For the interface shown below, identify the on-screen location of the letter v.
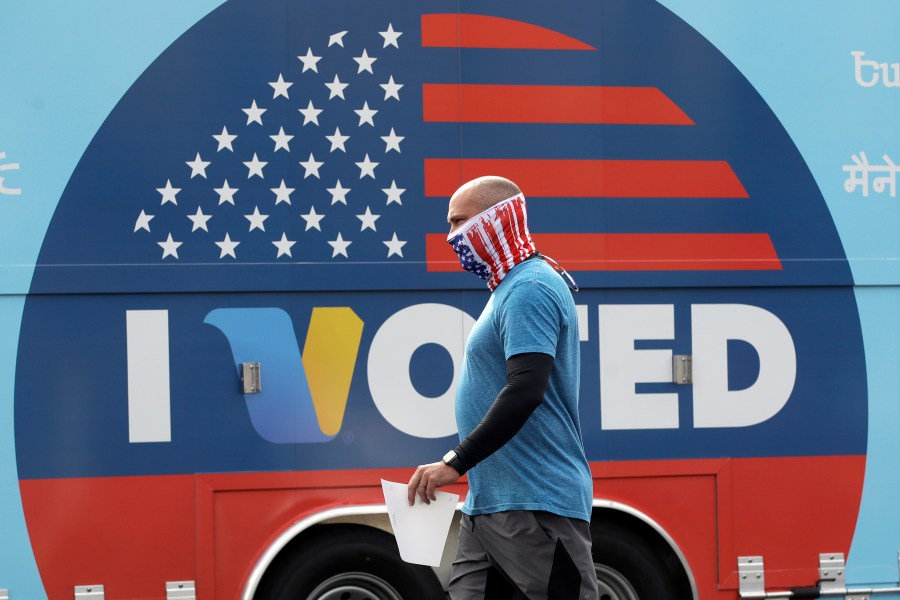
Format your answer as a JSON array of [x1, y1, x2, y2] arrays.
[[204, 307, 362, 443]]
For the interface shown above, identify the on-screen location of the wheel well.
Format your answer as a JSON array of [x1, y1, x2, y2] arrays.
[[591, 507, 695, 600], [247, 507, 695, 599], [260, 522, 393, 588], [253, 522, 445, 599]]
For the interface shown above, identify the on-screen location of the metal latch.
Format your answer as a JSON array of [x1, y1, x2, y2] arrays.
[[673, 355, 692, 384], [74, 585, 104, 600], [738, 556, 766, 597], [241, 362, 261, 394], [166, 581, 196, 600]]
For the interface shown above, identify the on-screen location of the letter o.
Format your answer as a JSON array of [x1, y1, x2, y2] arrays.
[[368, 303, 475, 438]]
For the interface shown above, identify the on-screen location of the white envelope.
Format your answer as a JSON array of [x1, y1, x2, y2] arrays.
[[381, 479, 459, 567]]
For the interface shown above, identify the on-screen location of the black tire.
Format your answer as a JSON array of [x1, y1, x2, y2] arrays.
[[254, 525, 446, 600], [591, 520, 689, 600]]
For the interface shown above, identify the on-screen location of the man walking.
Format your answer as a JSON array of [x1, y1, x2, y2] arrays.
[[407, 176, 598, 599]]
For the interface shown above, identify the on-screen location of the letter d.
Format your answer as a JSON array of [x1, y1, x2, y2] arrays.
[[692, 304, 796, 428]]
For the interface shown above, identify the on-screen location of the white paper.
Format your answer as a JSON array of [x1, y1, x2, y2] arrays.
[[381, 479, 459, 567]]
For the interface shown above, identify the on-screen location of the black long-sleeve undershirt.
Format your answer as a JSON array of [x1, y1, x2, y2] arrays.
[[448, 352, 554, 475]]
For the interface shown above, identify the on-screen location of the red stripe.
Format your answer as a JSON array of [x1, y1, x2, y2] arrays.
[[465, 226, 493, 271], [424, 158, 748, 198], [495, 202, 520, 269], [479, 214, 512, 273], [427, 233, 782, 271], [510, 197, 533, 259], [423, 84, 693, 125], [421, 14, 595, 50]]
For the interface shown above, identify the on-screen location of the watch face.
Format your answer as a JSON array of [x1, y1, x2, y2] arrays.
[[443, 451, 457, 463]]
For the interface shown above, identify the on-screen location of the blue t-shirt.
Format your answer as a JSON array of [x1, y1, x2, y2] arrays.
[[456, 258, 593, 521]]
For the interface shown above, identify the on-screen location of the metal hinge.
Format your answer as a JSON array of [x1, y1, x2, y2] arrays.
[[673, 355, 692, 384], [74, 585, 104, 600], [166, 581, 196, 600], [737, 556, 766, 598], [241, 362, 261, 394], [819, 553, 847, 594]]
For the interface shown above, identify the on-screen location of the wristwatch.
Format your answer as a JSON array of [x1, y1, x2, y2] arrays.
[[443, 449, 467, 475], [442, 450, 458, 465]]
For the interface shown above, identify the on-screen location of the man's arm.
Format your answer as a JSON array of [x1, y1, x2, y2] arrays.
[[407, 352, 553, 505], [450, 351, 553, 473]]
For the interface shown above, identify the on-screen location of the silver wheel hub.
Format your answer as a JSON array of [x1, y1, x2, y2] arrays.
[[305, 572, 403, 600], [596, 564, 640, 600]]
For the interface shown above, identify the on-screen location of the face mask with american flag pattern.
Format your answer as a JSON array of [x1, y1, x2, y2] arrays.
[[446, 193, 537, 290]]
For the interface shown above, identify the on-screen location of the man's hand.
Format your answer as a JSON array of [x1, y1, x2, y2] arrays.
[[407, 461, 460, 506]]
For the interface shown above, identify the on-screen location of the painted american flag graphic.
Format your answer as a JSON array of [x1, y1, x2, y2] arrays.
[[34, 0, 853, 294], [133, 12, 779, 272]]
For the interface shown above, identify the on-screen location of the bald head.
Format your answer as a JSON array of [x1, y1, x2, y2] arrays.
[[447, 176, 522, 235], [456, 176, 522, 212]]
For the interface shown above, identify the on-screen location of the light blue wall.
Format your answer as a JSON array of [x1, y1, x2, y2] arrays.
[[852, 287, 900, 586]]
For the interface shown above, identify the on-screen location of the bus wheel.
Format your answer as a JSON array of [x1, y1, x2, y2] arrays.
[[591, 520, 686, 600], [595, 564, 640, 600], [254, 525, 445, 600]]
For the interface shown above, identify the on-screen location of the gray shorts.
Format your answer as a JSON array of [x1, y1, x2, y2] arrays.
[[449, 511, 599, 600]]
